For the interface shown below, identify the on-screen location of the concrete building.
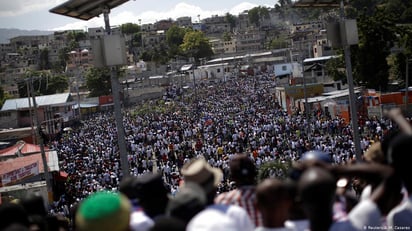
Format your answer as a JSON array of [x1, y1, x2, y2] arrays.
[[0, 93, 76, 130]]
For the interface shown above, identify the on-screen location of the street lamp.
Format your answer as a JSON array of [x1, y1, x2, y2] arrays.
[[50, 0, 130, 177]]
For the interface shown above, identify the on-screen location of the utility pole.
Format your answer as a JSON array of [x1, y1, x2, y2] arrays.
[[339, 0, 362, 161], [26, 80, 36, 144], [103, 8, 130, 178], [29, 76, 52, 201], [50, 0, 131, 177]]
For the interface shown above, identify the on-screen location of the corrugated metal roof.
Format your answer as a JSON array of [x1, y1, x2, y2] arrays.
[[303, 55, 340, 64], [0, 151, 59, 175], [1, 93, 72, 111], [0, 141, 59, 175], [0, 141, 48, 157], [254, 56, 284, 63]]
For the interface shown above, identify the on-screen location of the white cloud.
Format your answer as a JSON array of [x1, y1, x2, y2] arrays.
[[50, 1, 265, 31], [229, 2, 263, 15], [0, 0, 64, 17]]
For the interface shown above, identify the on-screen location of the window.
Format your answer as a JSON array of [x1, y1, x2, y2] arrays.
[[0, 111, 11, 117]]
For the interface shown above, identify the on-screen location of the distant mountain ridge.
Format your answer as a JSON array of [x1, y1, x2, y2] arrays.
[[0, 28, 53, 44]]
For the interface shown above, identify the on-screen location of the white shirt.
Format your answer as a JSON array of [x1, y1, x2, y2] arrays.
[[129, 209, 154, 231], [187, 204, 254, 231], [284, 219, 310, 231]]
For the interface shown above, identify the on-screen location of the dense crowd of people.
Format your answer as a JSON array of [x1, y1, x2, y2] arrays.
[[1, 74, 410, 231]]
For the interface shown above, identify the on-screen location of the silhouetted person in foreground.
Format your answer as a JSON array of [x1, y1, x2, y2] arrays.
[[298, 166, 336, 231], [255, 178, 294, 231]]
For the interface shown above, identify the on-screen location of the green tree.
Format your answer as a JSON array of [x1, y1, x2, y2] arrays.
[[180, 31, 214, 63], [67, 30, 87, 42], [166, 25, 188, 58], [18, 71, 69, 97], [257, 160, 292, 182], [0, 86, 8, 108], [85, 67, 112, 97], [222, 32, 232, 42], [120, 23, 140, 34], [225, 13, 237, 31], [120, 23, 142, 62], [269, 34, 289, 49], [46, 74, 69, 94], [325, 53, 347, 84], [352, 6, 397, 90], [66, 30, 86, 51], [39, 48, 50, 70], [52, 47, 71, 73], [248, 6, 270, 27], [391, 24, 412, 86], [132, 32, 143, 48]]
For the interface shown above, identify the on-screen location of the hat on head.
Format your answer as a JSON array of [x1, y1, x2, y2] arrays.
[[75, 191, 131, 231], [181, 157, 223, 193], [363, 142, 385, 163]]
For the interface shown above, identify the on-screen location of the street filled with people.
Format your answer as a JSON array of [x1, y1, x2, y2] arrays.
[[1, 74, 411, 231]]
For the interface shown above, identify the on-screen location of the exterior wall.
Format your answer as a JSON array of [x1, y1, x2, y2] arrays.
[[0, 111, 18, 128], [1, 104, 75, 130], [198, 64, 227, 80], [380, 92, 405, 105], [154, 19, 174, 31], [88, 27, 105, 39], [176, 16, 192, 28], [223, 40, 237, 54], [274, 63, 293, 77], [234, 30, 263, 52]]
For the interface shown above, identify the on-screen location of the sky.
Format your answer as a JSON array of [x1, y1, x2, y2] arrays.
[[0, 0, 279, 31]]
